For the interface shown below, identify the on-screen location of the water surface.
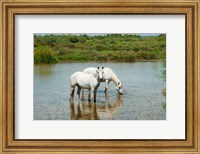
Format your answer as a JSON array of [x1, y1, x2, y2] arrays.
[[34, 62, 166, 120]]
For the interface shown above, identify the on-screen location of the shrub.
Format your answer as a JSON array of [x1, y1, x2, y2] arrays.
[[34, 34, 166, 62], [69, 35, 79, 43], [34, 45, 58, 64], [94, 44, 106, 51]]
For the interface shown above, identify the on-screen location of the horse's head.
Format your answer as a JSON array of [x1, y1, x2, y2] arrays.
[[116, 82, 123, 94], [96, 67, 104, 80]]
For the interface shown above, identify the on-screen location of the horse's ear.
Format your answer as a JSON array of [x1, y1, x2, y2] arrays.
[[102, 67, 104, 69]]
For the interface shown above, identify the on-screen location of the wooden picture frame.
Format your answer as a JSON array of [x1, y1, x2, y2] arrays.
[[0, 0, 199, 153]]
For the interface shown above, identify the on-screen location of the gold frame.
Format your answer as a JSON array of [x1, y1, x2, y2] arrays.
[[0, 0, 199, 153]]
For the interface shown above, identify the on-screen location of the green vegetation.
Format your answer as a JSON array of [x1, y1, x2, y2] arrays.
[[34, 45, 58, 64], [34, 34, 166, 64]]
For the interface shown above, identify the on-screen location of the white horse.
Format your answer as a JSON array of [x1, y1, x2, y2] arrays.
[[83, 67, 123, 94], [70, 68, 104, 102]]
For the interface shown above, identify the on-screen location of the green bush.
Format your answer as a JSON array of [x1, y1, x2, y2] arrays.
[[34, 45, 58, 64], [69, 35, 79, 43], [34, 34, 166, 62]]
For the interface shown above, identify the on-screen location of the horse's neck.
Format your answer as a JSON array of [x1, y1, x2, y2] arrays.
[[94, 75, 101, 83], [111, 73, 120, 86], [90, 73, 98, 79]]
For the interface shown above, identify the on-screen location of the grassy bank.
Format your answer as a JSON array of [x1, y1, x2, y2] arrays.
[[34, 34, 166, 64]]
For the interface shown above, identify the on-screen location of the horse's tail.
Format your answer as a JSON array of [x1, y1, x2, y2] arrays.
[[70, 75, 75, 87], [70, 75, 76, 97]]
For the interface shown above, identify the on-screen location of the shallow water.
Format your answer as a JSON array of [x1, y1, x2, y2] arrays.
[[34, 62, 166, 120]]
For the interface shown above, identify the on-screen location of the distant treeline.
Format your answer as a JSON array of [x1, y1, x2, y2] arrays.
[[34, 34, 166, 64]]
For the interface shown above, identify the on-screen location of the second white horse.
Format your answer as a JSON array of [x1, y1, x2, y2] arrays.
[[83, 67, 123, 94]]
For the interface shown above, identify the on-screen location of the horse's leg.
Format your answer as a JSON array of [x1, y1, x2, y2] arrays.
[[81, 88, 85, 100], [94, 81, 100, 102], [94, 89, 97, 103], [88, 89, 91, 101], [70, 85, 75, 98], [104, 79, 109, 93], [77, 85, 81, 100], [96, 81, 100, 89], [93, 87, 97, 103], [82, 88, 84, 95], [90, 87, 95, 102]]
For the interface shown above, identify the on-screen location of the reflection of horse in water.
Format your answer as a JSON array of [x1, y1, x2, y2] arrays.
[[69, 93, 123, 120]]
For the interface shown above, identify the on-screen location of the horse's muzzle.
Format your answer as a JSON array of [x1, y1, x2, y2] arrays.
[[118, 89, 123, 95]]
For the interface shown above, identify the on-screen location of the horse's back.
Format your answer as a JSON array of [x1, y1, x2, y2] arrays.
[[103, 67, 114, 79], [70, 71, 97, 88], [70, 71, 82, 86], [71, 71, 92, 80], [82, 67, 97, 75], [70, 71, 83, 79], [77, 74, 97, 89], [104, 67, 113, 72]]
